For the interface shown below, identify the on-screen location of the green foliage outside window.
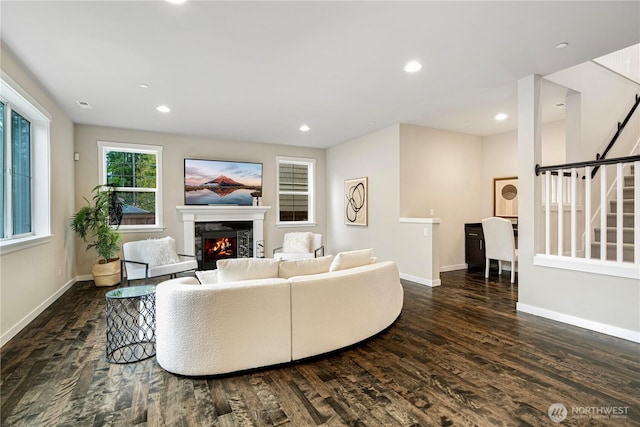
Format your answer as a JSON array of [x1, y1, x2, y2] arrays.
[[105, 151, 156, 214]]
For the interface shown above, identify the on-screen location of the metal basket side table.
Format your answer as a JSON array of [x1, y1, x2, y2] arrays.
[[105, 285, 156, 363]]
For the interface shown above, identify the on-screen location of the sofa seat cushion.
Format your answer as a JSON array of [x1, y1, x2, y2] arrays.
[[278, 255, 333, 279], [216, 258, 280, 283]]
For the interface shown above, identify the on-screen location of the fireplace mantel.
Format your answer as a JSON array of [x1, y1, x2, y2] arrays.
[[176, 205, 271, 256]]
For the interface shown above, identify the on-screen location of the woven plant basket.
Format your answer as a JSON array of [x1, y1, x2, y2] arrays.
[[92, 258, 121, 287]]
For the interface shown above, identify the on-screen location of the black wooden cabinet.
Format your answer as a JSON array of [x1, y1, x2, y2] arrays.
[[465, 222, 518, 272], [465, 223, 485, 271]]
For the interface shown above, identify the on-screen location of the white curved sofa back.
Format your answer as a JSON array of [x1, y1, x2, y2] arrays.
[[156, 261, 403, 376], [290, 261, 403, 360], [156, 277, 292, 376]]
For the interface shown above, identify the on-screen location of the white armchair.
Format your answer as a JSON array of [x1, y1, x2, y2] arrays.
[[122, 236, 198, 285], [273, 232, 324, 260], [481, 217, 518, 283]]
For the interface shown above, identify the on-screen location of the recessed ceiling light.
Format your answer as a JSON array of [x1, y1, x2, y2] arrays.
[[495, 113, 508, 121], [299, 124, 310, 132], [555, 42, 569, 49], [404, 61, 422, 73], [166, 0, 187, 4], [77, 100, 92, 109], [553, 102, 566, 109], [156, 105, 171, 113], [139, 84, 149, 89]]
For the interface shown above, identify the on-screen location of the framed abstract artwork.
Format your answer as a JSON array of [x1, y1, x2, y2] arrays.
[[493, 176, 518, 218], [344, 177, 368, 226]]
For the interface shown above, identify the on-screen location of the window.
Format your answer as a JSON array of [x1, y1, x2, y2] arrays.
[[98, 141, 163, 231], [276, 156, 316, 225], [0, 77, 51, 253]]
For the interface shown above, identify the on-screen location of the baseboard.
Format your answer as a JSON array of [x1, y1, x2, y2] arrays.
[[76, 274, 93, 282], [440, 264, 467, 272], [1, 277, 77, 347], [516, 302, 640, 343], [400, 272, 441, 287]]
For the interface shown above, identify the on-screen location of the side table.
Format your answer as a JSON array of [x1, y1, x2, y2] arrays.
[[105, 285, 156, 363]]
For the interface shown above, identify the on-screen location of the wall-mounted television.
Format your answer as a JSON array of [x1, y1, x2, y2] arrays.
[[184, 159, 263, 206]]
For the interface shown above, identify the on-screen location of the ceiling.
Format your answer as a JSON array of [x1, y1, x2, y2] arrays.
[[2, 1, 639, 148]]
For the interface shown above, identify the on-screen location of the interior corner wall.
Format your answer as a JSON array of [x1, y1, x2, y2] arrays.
[[398, 124, 482, 270], [73, 125, 326, 277], [326, 125, 418, 271], [0, 45, 76, 346], [545, 61, 640, 160], [481, 120, 566, 218], [517, 74, 640, 341]]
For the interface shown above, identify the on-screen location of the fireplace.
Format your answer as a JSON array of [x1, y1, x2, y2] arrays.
[[176, 205, 271, 267], [202, 231, 238, 270], [199, 225, 253, 270]]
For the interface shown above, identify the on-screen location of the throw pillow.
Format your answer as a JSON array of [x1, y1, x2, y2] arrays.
[[139, 237, 181, 268], [329, 249, 373, 272], [217, 258, 280, 283], [282, 232, 313, 254], [278, 255, 334, 279], [195, 270, 218, 284]]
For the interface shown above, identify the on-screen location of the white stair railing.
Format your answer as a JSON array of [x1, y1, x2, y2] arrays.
[[535, 155, 640, 279]]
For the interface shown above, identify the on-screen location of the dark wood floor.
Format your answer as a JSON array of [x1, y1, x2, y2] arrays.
[[2, 270, 639, 426]]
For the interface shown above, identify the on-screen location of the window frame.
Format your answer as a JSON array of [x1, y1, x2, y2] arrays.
[[97, 141, 164, 233], [276, 156, 316, 227], [0, 75, 51, 255]]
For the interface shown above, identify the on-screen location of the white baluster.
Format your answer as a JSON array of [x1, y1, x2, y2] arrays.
[[545, 171, 551, 255], [600, 165, 607, 260], [571, 168, 577, 258], [635, 161, 640, 265], [558, 169, 563, 256], [585, 166, 591, 260], [617, 163, 623, 263]]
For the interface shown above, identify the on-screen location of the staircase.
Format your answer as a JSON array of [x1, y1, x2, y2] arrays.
[[592, 165, 635, 261]]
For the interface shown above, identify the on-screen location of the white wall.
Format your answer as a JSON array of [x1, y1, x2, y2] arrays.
[[325, 124, 437, 283], [74, 125, 326, 276], [481, 120, 566, 218], [0, 46, 76, 345], [546, 61, 640, 161], [399, 124, 482, 270], [326, 125, 400, 258], [518, 75, 639, 342]]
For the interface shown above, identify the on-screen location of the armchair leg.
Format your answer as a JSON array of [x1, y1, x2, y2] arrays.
[[484, 258, 489, 278]]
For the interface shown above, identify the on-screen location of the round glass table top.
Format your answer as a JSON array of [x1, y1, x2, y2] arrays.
[[106, 285, 156, 299]]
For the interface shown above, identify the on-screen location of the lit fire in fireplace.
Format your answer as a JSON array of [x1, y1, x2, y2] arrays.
[[204, 236, 237, 265], [212, 238, 232, 254]]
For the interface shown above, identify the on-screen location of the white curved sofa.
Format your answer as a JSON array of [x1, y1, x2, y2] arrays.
[[156, 257, 403, 376]]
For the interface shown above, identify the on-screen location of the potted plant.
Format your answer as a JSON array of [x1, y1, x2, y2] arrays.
[[70, 184, 124, 287]]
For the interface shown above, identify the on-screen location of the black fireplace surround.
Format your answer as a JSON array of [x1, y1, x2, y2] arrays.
[[195, 221, 253, 270]]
